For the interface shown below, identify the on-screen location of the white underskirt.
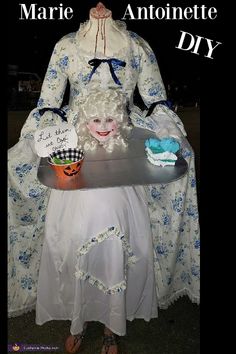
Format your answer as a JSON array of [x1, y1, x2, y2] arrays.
[[36, 185, 158, 336]]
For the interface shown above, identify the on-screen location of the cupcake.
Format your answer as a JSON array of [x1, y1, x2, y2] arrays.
[[145, 137, 180, 167]]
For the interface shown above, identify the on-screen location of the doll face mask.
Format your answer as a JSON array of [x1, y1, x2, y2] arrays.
[[87, 117, 118, 142]]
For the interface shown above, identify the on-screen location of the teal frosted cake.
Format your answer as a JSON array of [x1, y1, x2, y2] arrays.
[[145, 137, 180, 167]]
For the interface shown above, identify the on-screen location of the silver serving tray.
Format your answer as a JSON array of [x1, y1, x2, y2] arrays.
[[37, 128, 188, 190]]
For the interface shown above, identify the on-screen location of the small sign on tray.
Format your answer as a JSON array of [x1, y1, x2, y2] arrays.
[[34, 123, 78, 157]]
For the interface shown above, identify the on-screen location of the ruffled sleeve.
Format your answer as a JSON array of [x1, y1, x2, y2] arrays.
[[130, 33, 187, 139]]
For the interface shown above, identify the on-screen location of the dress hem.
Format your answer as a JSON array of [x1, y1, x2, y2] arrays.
[[8, 290, 199, 318], [158, 288, 200, 309], [8, 303, 36, 318], [36, 314, 159, 336]]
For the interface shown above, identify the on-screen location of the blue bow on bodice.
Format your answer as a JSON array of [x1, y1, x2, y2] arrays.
[[88, 58, 126, 86]]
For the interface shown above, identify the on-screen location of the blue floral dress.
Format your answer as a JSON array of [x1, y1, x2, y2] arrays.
[[8, 20, 200, 318]]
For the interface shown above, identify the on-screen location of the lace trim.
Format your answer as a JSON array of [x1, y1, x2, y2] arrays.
[[7, 288, 199, 317], [75, 269, 126, 295], [77, 226, 137, 265], [8, 302, 36, 318], [157, 288, 200, 309], [75, 226, 137, 294], [76, 46, 129, 61], [155, 105, 187, 136]]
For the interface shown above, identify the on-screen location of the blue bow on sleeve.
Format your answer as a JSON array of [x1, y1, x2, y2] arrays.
[[39, 107, 67, 122]]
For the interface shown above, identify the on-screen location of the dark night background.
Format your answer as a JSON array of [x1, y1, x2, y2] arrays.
[[5, 1, 229, 352], [7, 0, 223, 103]]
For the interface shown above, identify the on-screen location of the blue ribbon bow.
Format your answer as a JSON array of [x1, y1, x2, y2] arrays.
[[39, 107, 67, 122], [88, 58, 126, 86], [146, 100, 173, 117]]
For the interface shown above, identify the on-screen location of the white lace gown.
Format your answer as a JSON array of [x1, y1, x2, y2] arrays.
[[36, 186, 158, 335]]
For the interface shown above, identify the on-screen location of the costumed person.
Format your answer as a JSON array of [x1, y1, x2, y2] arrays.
[[36, 89, 158, 354], [8, 0, 199, 340]]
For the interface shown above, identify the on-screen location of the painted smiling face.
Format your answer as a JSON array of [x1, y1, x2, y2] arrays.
[[87, 117, 118, 142]]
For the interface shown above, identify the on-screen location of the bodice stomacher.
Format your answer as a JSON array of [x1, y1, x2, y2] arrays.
[[72, 20, 137, 88], [87, 58, 126, 86]]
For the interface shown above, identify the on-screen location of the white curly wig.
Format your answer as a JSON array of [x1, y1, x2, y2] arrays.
[[75, 89, 132, 152]]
